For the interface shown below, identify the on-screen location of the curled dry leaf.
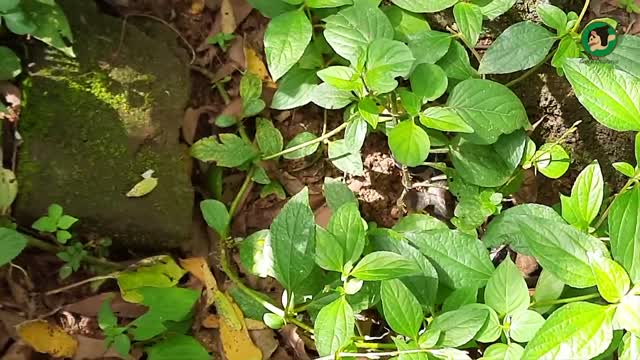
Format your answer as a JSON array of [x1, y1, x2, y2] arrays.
[[17, 320, 78, 358], [280, 324, 311, 360], [63, 292, 146, 319], [180, 257, 219, 306], [72, 335, 139, 360], [249, 329, 279, 360]]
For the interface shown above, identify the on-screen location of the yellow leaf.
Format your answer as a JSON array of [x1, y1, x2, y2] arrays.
[[221, 0, 236, 34], [191, 0, 205, 14], [219, 297, 262, 360], [126, 176, 158, 198], [117, 256, 186, 303], [180, 257, 219, 306], [244, 45, 276, 88], [18, 320, 78, 358], [202, 314, 266, 330]]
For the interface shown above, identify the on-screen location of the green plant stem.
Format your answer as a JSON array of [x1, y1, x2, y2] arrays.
[[229, 166, 256, 219], [45, 274, 118, 295], [215, 82, 231, 105], [593, 177, 636, 230], [25, 235, 125, 270], [288, 316, 314, 332], [429, 148, 449, 154], [354, 342, 397, 350], [263, 122, 349, 160], [572, 0, 591, 33], [506, 49, 556, 88], [530, 292, 601, 308]]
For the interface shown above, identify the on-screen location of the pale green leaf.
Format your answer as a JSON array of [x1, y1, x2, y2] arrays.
[[466, 304, 501, 343], [329, 202, 365, 265], [619, 332, 640, 359], [388, 120, 430, 167], [256, 118, 284, 157], [264, 10, 312, 81], [314, 296, 354, 356], [382, 5, 430, 43], [191, 134, 258, 167], [610, 34, 640, 79], [306, 0, 352, 8], [0, 228, 27, 266], [200, 199, 229, 238], [609, 186, 640, 283], [420, 106, 472, 133], [344, 115, 368, 152], [431, 305, 489, 347], [398, 88, 421, 117], [323, 177, 357, 211], [271, 66, 319, 110], [533, 270, 564, 314], [551, 36, 581, 69], [560, 162, 603, 229], [482, 343, 524, 360], [485, 257, 529, 317], [146, 335, 210, 360], [436, 40, 478, 81], [410, 64, 448, 102], [590, 251, 630, 304], [126, 177, 158, 198], [472, 0, 517, 20], [392, 214, 447, 233], [316, 66, 360, 91], [351, 251, 421, 281], [613, 162, 636, 178], [453, 2, 483, 47], [391, 0, 458, 13], [315, 226, 344, 272], [613, 295, 640, 336], [311, 83, 355, 109], [247, 0, 296, 18], [283, 132, 319, 159], [536, 4, 567, 31], [328, 140, 364, 176], [239, 230, 274, 278], [442, 287, 477, 312], [509, 309, 545, 343], [381, 279, 423, 337], [409, 31, 452, 65], [533, 143, 570, 179], [364, 39, 414, 94]]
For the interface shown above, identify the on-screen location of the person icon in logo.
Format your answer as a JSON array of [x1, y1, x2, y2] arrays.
[[582, 20, 618, 57]]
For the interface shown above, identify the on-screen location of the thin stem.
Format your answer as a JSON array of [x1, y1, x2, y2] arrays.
[[215, 82, 231, 105], [506, 49, 556, 88], [263, 122, 349, 160], [572, 0, 591, 33], [354, 342, 397, 350], [45, 274, 118, 295], [316, 349, 436, 360], [25, 235, 125, 270], [229, 166, 256, 219], [530, 292, 601, 308], [429, 148, 449, 154], [288, 316, 313, 333], [593, 178, 636, 230]]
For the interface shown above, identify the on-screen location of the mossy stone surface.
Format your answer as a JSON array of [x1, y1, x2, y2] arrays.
[[15, 0, 193, 250]]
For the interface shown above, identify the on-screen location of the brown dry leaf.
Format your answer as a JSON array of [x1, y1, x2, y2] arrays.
[[182, 106, 216, 145], [219, 299, 262, 360], [17, 320, 78, 358], [202, 314, 266, 330], [244, 45, 276, 88], [221, 0, 236, 33], [180, 257, 219, 306], [280, 325, 310, 360], [249, 329, 279, 360], [63, 292, 146, 319], [73, 335, 126, 360], [2, 341, 34, 360], [314, 204, 332, 228]]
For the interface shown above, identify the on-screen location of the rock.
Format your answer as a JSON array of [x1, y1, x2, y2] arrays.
[[15, 0, 193, 250]]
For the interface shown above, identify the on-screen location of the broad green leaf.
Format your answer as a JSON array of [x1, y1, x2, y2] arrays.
[[329, 202, 365, 265], [465, 303, 501, 343], [317, 66, 360, 91], [410, 64, 448, 102], [130, 287, 200, 340], [609, 186, 640, 283], [116, 256, 186, 303], [453, 2, 483, 47], [200, 199, 229, 238], [256, 118, 283, 157], [306, 0, 352, 8], [636, 133, 640, 169], [0, 0, 19, 12], [442, 287, 477, 312], [314, 296, 354, 356], [263, 313, 285, 329], [247, 0, 296, 18], [146, 335, 210, 360], [399, 88, 421, 117], [270, 188, 316, 291], [264, 10, 312, 81], [381, 279, 423, 337], [420, 107, 472, 133], [522, 302, 615, 359], [447, 79, 528, 144], [533, 270, 564, 314], [450, 131, 527, 187], [350, 251, 421, 280], [57, 215, 78, 230], [610, 35, 640, 79], [112, 334, 130, 358], [536, 4, 567, 32], [328, 140, 364, 176], [283, 132, 319, 159], [391, 0, 458, 13], [4, 10, 37, 36], [0, 46, 21, 80], [240, 73, 262, 102], [0, 228, 27, 267], [311, 83, 355, 109], [271, 67, 319, 110], [239, 229, 274, 278], [409, 31, 452, 65], [191, 134, 258, 167], [613, 162, 636, 177], [483, 204, 609, 288], [229, 286, 269, 320], [509, 309, 545, 342], [614, 295, 640, 336], [436, 40, 478, 82], [392, 213, 447, 233], [479, 22, 556, 74], [393, 338, 429, 360], [472, 0, 517, 20], [315, 226, 344, 272], [404, 230, 494, 289], [382, 5, 430, 43], [533, 143, 570, 179], [482, 343, 524, 360], [551, 36, 581, 69], [369, 228, 439, 308], [364, 39, 414, 94], [560, 162, 603, 230], [323, 2, 393, 65], [344, 116, 368, 152], [590, 253, 631, 303], [358, 97, 381, 127], [22, 0, 74, 57], [431, 305, 489, 347], [485, 257, 529, 317], [98, 297, 118, 330], [619, 332, 640, 359], [323, 177, 357, 211], [563, 59, 640, 131], [388, 120, 430, 167]]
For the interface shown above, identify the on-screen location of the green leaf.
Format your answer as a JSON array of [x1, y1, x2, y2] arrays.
[[431, 305, 489, 347], [408, 31, 452, 65], [364, 39, 414, 94], [256, 118, 283, 157], [560, 162, 603, 230], [450, 131, 526, 187], [472, 0, 517, 20], [381, 279, 423, 337], [265, 10, 312, 81], [0, 46, 21, 80], [263, 313, 285, 329], [306, 0, 352, 8], [562, 59, 640, 131], [323, 2, 393, 65], [436, 40, 478, 82], [590, 252, 630, 303], [442, 287, 477, 312], [271, 66, 319, 110], [453, 2, 483, 47], [116, 256, 186, 303], [410, 64, 448, 102], [57, 215, 78, 230], [0, 168, 14, 215], [382, 5, 430, 43], [215, 114, 236, 128], [200, 199, 229, 238], [49, 204, 63, 220], [240, 72, 262, 102], [21, 0, 74, 57], [344, 116, 368, 152], [608, 187, 640, 283], [447, 79, 528, 144], [283, 132, 319, 159], [485, 257, 529, 317], [314, 296, 354, 356], [551, 36, 581, 69], [533, 269, 564, 314], [482, 343, 525, 360], [270, 188, 316, 291], [311, 83, 355, 109], [404, 229, 494, 289], [388, 120, 430, 167], [315, 226, 344, 272], [483, 204, 609, 288], [619, 332, 640, 360], [0, 0, 19, 12], [358, 97, 380, 127], [113, 334, 131, 358], [239, 229, 274, 278], [328, 140, 364, 176], [130, 287, 201, 340], [392, 213, 447, 233], [56, 230, 72, 244], [522, 302, 615, 359], [32, 216, 57, 233], [509, 309, 545, 342], [610, 35, 640, 79], [191, 134, 258, 167], [614, 295, 640, 336], [534, 143, 570, 179], [536, 4, 567, 32], [323, 177, 357, 212], [393, 338, 429, 360], [98, 297, 118, 330], [390, 0, 458, 13], [329, 202, 365, 265], [466, 303, 501, 343], [420, 106, 472, 133], [146, 335, 210, 360], [252, 166, 271, 185], [317, 66, 360, 91], [613, 162, 636, 178], [398, 89, 421, 117], [479, 21, 556, 74], [228, 285, 269, 320], [247, 0, 296, 18], [350, 251, 421, 280], [243, 98, 266, 118]]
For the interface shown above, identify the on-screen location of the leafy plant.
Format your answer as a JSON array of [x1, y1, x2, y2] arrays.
[[207, 32, 236, 52]]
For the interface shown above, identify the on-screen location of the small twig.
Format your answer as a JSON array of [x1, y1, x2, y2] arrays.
[[45, 274, 118, 296], [118, 13, 196, 64], [24, 234, 125, 270], [263, 122, 349, 160], [572, 0, 591, 33], [229, 166, 256, 218]]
